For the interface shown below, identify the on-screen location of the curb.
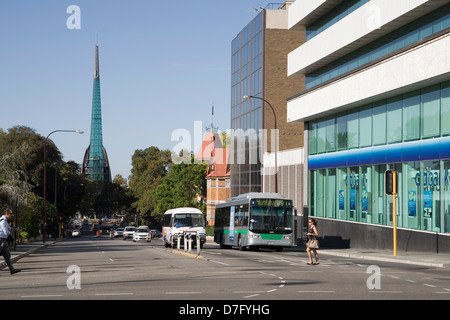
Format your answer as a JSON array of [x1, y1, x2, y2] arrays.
[[171, 249, 204, 260], [319, 249, 450, 269]]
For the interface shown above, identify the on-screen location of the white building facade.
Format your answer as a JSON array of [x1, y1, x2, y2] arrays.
[[287, 0, 450, 252]]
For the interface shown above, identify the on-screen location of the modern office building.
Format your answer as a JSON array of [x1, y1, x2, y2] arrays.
[[287, 0, 450, 252], [82, 44, 112, 183], [230, 2, 305, 211]]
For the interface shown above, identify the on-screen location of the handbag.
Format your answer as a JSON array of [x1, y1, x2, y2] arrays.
[[307, 239, 319, 249]]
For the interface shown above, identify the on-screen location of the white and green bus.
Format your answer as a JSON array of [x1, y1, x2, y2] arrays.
[[214, 193, 293, 252]]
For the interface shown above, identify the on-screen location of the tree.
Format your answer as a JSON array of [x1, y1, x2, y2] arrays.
[[152, 154, 207, 221], [0, 142, 33, 209], [128, 147, 172, 218], [0, 126, 62, 195], [0, 126, 90, 238]]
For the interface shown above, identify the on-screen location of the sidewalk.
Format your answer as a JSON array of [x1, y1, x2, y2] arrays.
[[287, 245, 450, 269], [0, 240, 52, 270], [319, 248, 450, 269]]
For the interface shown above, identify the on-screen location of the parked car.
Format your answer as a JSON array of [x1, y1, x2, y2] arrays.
[[113, 227, 124, 238], [122, 226, 136, 240], [133, 227, 151, 242], [150, 229, 161, 239]]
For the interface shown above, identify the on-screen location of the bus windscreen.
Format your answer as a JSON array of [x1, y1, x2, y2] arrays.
[[249, 199, 293, 234], [173, 213, 204, 228]]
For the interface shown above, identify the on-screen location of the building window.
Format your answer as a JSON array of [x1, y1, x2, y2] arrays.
[[307, 81, 450, 235]]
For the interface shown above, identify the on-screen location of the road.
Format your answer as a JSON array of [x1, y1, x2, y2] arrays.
[[1, 233, 449, 304]]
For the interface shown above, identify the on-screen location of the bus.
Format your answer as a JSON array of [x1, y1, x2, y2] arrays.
[[162, 207, 206, 248], [214, 193, 293, 252]]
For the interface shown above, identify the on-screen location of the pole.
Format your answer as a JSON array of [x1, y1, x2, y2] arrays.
[[42, 130, 83, 243], [244, 96, 278, 193], [393, 171, 397, 257]]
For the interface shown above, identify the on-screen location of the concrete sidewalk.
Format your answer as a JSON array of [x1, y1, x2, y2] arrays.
[[317, 248, 450, 269], [287, 245, 450, 269], [0, 240, 52, 270]]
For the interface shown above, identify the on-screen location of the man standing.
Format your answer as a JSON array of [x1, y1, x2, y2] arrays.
[[0, 208, 21, 275]]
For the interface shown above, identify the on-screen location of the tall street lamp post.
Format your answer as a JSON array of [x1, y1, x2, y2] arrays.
[[43, 130, 83, 243], [243, 95, 278, 193]]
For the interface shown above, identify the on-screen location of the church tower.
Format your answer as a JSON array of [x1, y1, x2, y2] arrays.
[[82, 44, 112, 182]]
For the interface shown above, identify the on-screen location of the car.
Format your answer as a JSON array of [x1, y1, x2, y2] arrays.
[[72, 228, 81, 237], [113, 227, 124, 238], [122, 226, 136, 240], [150, 229, 161, 239], [133, 227, 151, 242]]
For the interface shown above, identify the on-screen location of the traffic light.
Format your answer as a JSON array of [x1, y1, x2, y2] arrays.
[[385, 170, 397, 195], [99, 219, 102, 225]]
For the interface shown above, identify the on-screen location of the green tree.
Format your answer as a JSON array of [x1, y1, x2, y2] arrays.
[[0, 126, 62, 194], [152, 154, 207, 221], [128, 147, 172, 218], [0, 126, 90, 237]]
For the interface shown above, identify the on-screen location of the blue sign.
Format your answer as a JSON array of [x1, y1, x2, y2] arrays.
[[408, 191, 416, 217], [423, 190, 433, 218], [339, 190, 345, 210]]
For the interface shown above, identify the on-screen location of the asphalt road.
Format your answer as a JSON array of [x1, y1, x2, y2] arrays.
[[1, 233, 449, 304]]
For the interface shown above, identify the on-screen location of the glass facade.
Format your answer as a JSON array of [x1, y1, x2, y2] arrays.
[[306, 3, 450, 89], [306, 0, 370, 41], [308, 81, 450, 234], [230, 12, 264, 196]]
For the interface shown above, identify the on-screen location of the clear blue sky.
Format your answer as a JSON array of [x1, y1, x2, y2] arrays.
[[0, 0, 275, 180]]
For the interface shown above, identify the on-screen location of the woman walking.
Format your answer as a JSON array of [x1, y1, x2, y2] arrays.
[[306, 218, 319, 265]]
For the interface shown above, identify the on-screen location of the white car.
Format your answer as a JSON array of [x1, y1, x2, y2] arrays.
[[72, 228, 81, 237], [133, 227, 151, 242], [122, 226, 136, 240], [113, 228, 124, 238]]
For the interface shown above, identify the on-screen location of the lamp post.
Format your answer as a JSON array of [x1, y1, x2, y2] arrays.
[[43, 130, 84, 243], [243, 95, 278, 193]]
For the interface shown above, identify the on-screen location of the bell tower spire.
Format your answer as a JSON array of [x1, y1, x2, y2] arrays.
[[82, 42, 112, 183]]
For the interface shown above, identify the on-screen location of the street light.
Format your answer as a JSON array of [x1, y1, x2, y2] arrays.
[[43, 130, 84, 243], [243, 95, 278, 193]]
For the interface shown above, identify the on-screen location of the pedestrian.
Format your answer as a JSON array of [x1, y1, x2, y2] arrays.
[[306, 218, 319, 265], [0, 208, 21, 274], [7, 232, 14, 250]]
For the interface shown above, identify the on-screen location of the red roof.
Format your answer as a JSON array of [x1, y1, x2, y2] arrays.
[[195, 132, 222, 161], [194, 131, 229, 178], [207, 148, 230, 178]]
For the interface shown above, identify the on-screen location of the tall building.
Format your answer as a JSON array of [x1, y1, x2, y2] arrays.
[[82, 44, 112, 183], [230, 2, 305, 211], [287, 0, 450, 252]]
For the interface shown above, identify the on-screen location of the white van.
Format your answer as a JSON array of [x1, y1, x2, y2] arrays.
[[162, 207, 206, 248]]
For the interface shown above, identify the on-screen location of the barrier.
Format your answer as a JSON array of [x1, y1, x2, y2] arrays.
[[176, 231, 201, 256]]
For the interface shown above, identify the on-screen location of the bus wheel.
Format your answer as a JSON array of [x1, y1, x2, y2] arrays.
[[238, 235, 246, 251]]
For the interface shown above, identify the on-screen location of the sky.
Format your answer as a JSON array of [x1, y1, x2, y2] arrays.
[[0, 0, 276, 180]]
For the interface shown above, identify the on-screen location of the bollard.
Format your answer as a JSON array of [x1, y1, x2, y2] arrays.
[[196, 232, 200, 256], [184, 233, 187, 252], [187, 234, 192, 253], [177, 234, 181, 251]]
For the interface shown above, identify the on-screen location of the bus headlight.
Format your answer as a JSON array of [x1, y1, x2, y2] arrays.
[[283, 235, 292, 240], [248, 234, 261, 239]]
